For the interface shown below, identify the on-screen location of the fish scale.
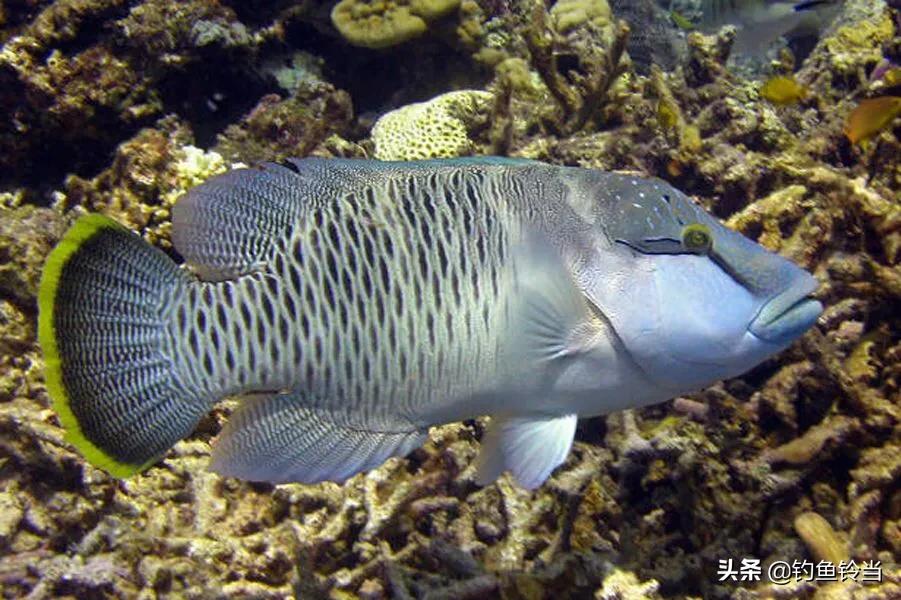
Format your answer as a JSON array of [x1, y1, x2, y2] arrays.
[[163, 163, 522, 433]]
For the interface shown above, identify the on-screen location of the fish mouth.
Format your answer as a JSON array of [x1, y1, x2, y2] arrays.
[[749, 276, 822, 344]]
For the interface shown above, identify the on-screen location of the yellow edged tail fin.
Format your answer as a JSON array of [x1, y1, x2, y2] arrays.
[[38, 213, 202, 477]]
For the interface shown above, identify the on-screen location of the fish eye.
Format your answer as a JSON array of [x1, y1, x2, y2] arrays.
[[682, 223, 712, 253]]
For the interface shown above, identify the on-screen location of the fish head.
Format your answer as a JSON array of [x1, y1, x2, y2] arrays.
[[571, 174, 822, 393]]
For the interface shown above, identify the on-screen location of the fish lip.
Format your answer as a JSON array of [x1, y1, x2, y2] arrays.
[[749, 276, 822, 344]]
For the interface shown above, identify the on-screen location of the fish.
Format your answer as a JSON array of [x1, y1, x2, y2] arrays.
[[609, 0, 687, 74], [759, 75, 809, 104], [699, 0, 842, 54], [38, 158, 823, 489], [869, 60, 901, 94], [844, 96, 901, 145], [657, 97, 681, 129], [670, 10, 696, 31], [884, 68, 901, 89]]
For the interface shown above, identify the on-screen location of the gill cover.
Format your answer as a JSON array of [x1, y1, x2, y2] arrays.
[[585, 178, 821, 389]]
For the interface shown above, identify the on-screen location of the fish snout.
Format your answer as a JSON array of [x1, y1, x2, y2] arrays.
[[748, 273, 822, 344]]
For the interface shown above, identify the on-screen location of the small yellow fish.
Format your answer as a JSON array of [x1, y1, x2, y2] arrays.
[[670, 11, 695, 30], [759, 75, 808, 105], [657, 98, 680, 130], [844, 96, 901, 145], [884, 68, 901, 88]]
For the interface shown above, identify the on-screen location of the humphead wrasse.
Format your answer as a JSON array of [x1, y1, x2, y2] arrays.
[[699, 0, 842, 54], [39, 158, 823, 489]]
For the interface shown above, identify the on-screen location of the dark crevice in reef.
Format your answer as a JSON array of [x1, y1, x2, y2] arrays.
[[0, 0, 52, 44], [282, 20, 490, 118], [219, 0, 302, 28], [0, 53, 274, 194], [156, 57, 278, 149], [0, 106, 144, 201], [43, 3, 133, 60]]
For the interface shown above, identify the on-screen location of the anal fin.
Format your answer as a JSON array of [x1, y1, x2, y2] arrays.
[[475, 413, 577, 489], [210, 392, 428, 484]]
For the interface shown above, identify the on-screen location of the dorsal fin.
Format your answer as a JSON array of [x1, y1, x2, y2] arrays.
[[170, 157, 541, 281], [171, 161, 312, 281]]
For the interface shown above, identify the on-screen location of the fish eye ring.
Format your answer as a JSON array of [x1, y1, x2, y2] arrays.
[[682, 223, 712, 253]]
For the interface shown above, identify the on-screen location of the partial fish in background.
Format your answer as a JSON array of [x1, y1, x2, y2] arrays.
[[699, 0, 843, 54], [39, 158, 822, 489], [610, 0, 688, 73]]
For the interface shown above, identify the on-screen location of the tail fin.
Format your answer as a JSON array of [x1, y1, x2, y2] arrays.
[[39, 214, 203, 477]]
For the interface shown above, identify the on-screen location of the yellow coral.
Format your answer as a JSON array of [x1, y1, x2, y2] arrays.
[[160, 145, 231, 206], [595, 569, 660, 600], [824, 12, 895, 75], [371, 90, 492, 160], [149, 146, 238, 247], [331, 0, 461, 49], [550, 0, 612, 34]]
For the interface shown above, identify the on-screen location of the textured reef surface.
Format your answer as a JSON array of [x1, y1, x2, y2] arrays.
[[0, 0, 899, 598]]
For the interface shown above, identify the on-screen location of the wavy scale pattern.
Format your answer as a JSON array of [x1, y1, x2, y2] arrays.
[[168, 163, 529, 431]]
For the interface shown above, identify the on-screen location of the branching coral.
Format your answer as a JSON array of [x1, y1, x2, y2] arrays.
[[520, 0, 630, 135], [794, 511, 850, 565]]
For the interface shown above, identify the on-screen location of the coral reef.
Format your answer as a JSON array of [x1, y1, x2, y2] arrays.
[[0, 0, 266, 189], [214, 83, 355, 165], [371, 89, 492, 160], [517, 0, 629, 136], [0, 0, 899, 598]]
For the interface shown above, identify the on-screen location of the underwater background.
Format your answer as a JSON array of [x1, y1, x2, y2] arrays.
[[0, 0, 898, 598]]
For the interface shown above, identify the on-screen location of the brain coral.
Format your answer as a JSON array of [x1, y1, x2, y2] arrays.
[[331, 0, 461, 49], [371, 90, 492, 160]]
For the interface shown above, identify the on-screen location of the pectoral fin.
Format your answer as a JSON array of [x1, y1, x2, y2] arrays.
[[211, 391, 428, 484], [511, 234, 600, 365], [475, 413, 578, 489]]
